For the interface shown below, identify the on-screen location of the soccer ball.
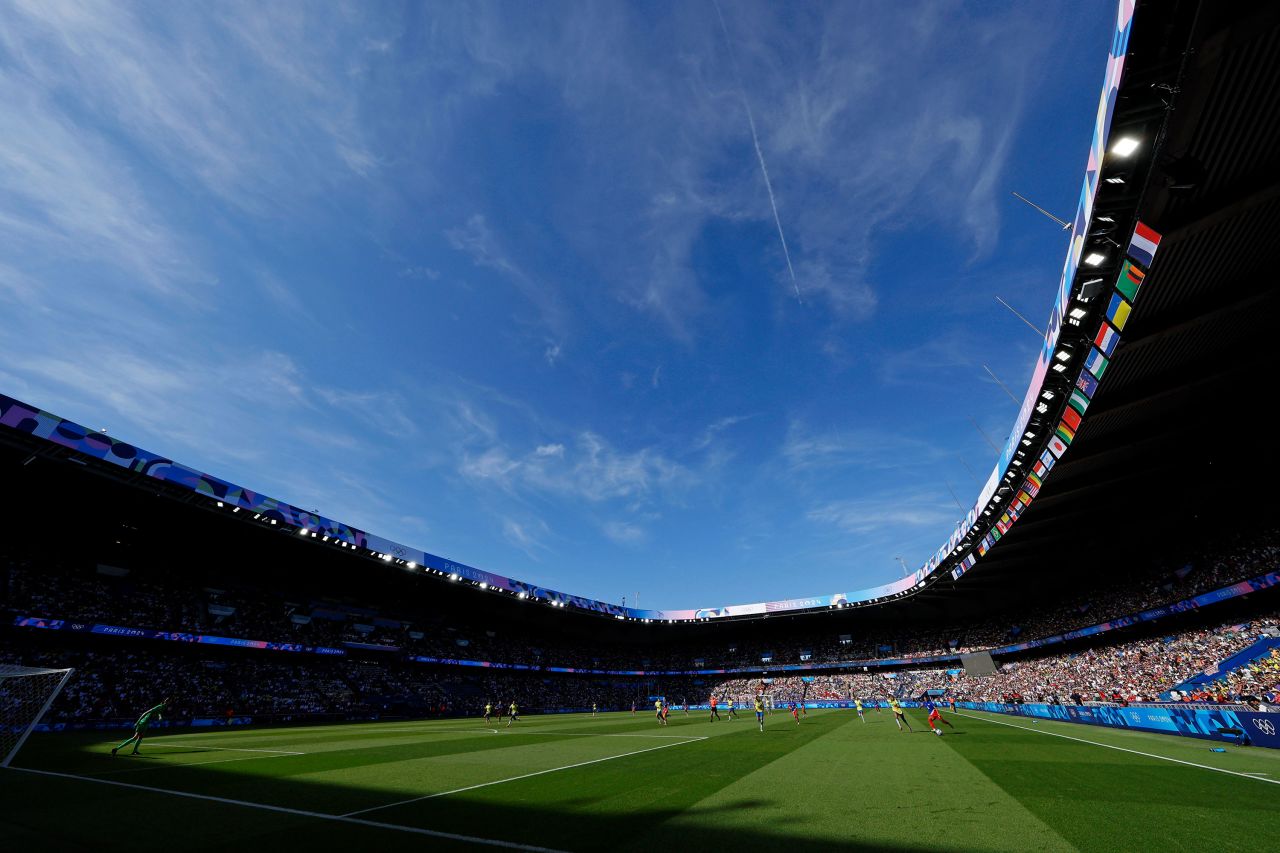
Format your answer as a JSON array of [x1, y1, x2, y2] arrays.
[[934, 729, 943, 736]]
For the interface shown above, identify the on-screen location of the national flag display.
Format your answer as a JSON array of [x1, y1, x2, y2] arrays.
[[1085, 347, 1109, 379], [1039, 449, 1057, 471], [1076, 370, 1099, 397], [1027, 471, 1043, 489], [1127, 220, 1162, 268], [1061, 406, 1082, 431], [1033, 459, 1048, 478], [1116, 259, 1145, 302], [1068, 388, 1091, 415], [1048, 435, 1068, 458], [1094, 321, 1119, 356], [1023, 480, 1039, 498], [1016, 489, 1032, 505], [1107, 293, 1132, 330], [1055, 421, 1076, 444]]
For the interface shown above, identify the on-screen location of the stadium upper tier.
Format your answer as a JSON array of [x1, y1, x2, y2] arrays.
[[2, 0, 1276, 623]]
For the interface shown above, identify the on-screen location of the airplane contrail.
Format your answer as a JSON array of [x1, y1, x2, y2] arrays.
[[711, 0, 801, 302]]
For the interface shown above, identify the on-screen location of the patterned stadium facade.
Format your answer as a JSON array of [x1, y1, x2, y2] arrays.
[[0, 0, 1158, 624]]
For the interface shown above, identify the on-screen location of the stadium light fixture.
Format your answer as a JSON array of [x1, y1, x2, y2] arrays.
[[1054, 350, 1071, 362], [1083, 252, 1105, 266], [1104, 176, 1126, 185], [298, 527, 309, 536], [216, 501, 224, 508], [1052, 363, 1067, 373], [479, 582, 487, 589], [407, 562, 416, 569], [1068, 306, 1087, 320], [450, 573, 459, 581], [1095, 214, 1115, 223]]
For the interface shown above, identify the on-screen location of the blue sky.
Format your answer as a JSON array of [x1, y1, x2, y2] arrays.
[[0, 0, 1116, 608]]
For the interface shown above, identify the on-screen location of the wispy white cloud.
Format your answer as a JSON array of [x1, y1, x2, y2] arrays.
[[807, 494, 956, 536], [783, 421, 948, 473], [602, 519, 647, 545]]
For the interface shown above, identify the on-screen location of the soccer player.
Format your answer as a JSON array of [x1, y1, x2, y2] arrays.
[[754, 695, 765, 732], [709, 695, 720, 722], [112, 697, 168, 756], [726, 698, 737, 720], [949, 697, 958, 713], [790, 702, 801, 725], [484, 702, 493, 724], [924, 698, 955, 736], [889, 697, 912, 732], [507, 701, 519, 727], [655, 698, 665, 725], [592, 702, 598, 717], [661, 701, 670, 725], [855, 698, 865, 722], [631, 701, 637, 715]]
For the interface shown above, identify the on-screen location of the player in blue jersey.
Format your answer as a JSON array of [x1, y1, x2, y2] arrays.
[[924, 699, 955, 735]]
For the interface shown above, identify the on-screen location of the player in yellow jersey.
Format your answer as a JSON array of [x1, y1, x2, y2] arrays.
[[655, 698, 666, 725], [889, 697, 912, 732], [726, 698, 737, 720], [592, 702, 597, 717], [754, 696, 765, 732], [507, 701, 519, 727], [484, 702, 492, 724], [855, 698, 865, 722]]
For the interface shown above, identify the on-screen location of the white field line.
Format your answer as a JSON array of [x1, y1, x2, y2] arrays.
[[953, 710, 1280, 786], [137, 743, 303, 754], [5, 767, 567, 853], [342, 736, 708, 817], [94, 751, 300, 776]]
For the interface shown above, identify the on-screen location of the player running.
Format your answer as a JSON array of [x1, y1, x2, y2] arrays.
[[506, 701, 519, 727], [709, 695, 721, 722], [726, 698, 737, 720], [111, 697, 169, 756], [855, 698, 865, 722], [754, 695, 766, 732], [790, 702, 801, 725], [655, 698, 666, 726], [484, 702, 493, 725], [889, 697, 912, 732], [924, 699, 955, 736]]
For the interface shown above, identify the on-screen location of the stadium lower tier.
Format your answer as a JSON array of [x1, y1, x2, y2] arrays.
[[5, 605, 1277, 731], [5, 526, 1279, 675]]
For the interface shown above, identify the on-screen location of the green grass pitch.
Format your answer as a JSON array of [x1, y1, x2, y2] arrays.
[[3, 708, 1279, 851]]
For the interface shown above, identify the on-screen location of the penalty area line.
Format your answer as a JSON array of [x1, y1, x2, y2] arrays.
[[4, 767, 567, 852], [342, 736, 708, 817], [135, 743, 303, 754], [953, 710, 1280, 786]]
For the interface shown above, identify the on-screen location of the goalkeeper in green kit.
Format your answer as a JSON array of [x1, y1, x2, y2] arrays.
[[111, 698, 169, 755]]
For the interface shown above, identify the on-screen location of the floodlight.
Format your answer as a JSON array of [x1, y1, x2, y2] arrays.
[[1083, 252, 1105, 266], [1104, 176, 1125, 185], [1111, 137, 1140, 157]]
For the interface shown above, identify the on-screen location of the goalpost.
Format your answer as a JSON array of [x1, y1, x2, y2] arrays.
[[0, 664, 73, 768]]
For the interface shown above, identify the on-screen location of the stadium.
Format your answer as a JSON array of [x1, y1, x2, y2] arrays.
[[3, 0, 1280, 850]]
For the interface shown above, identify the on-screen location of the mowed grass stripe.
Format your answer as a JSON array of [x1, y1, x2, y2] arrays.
[[365, 710, 858, 851], [3, 767, 568, 853], [635, 709, 1075, 853], [942, 709, 1280, 851]]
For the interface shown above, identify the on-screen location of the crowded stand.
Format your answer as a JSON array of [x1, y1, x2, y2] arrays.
[[6, 527, 1278, 674]]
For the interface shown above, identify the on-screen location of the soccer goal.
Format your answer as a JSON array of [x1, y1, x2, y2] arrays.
[[0, 664, 73, 768]]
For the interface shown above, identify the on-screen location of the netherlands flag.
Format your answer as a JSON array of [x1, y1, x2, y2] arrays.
[[1094, 322, 1119, 356], [1127, 221, 1161, 268]]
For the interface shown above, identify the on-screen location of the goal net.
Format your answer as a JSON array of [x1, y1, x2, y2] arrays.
[[0, 664, 73, 767]]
